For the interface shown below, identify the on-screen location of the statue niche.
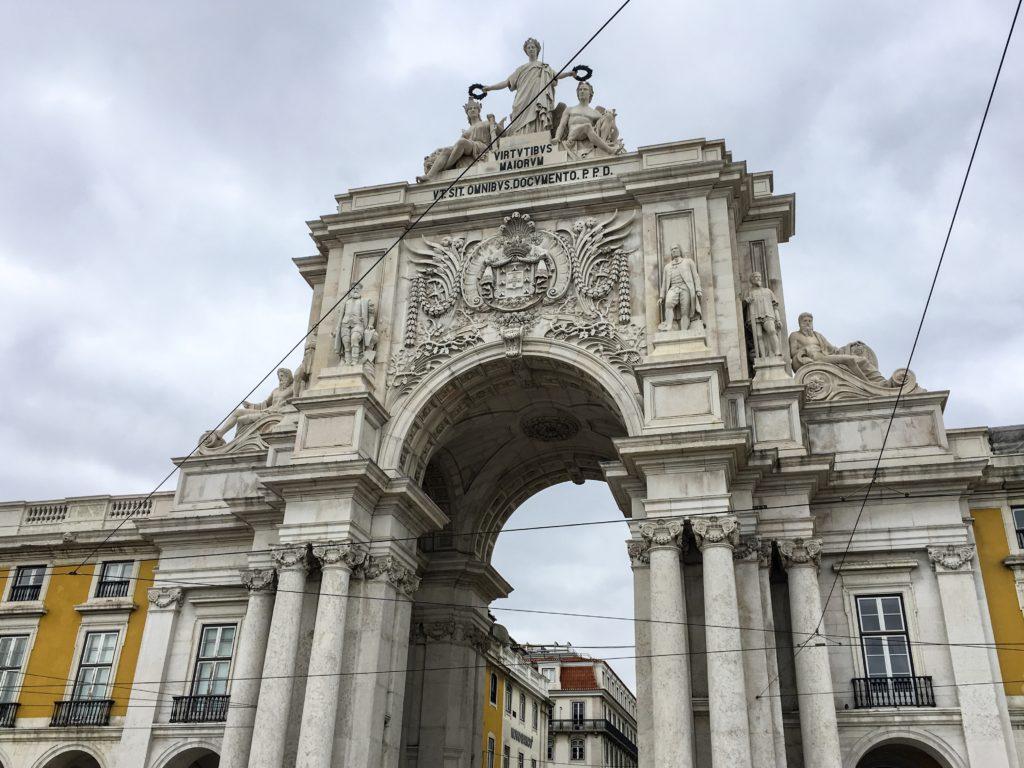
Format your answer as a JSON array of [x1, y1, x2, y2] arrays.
[[789, 312, 922, 401]]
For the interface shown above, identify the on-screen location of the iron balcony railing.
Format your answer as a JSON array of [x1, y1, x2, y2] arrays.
[[0, 702, 18, 727], [95, 579, 130, 599], [50, 699, 114, 727], [851, 676, 936, 708], [549, 718, 637, 759], [9, 584, 41, 602], [170, 694, 230, 723]]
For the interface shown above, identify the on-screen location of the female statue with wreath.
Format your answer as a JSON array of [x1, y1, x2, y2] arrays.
[[479, 37, 574, 135]]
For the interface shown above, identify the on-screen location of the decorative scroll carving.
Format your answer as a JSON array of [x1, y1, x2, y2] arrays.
[[366, 555, 421, 597], [627, 539, 650, 567], [387, 316, 486, 395], [777, 538, 823, 568], [241, 568, 277, 593], [545, 313, 645, 376], [691, 516, 740, 550], [147, 587, 183, 610], [639, 520, 684, 549], [790, 313, 922, 402], [312, 541, 370, 572], [732, 536, 762, 562], [271, 544, 310, 572], [927, 544, 976, 572], [494, 310, 537, 358]]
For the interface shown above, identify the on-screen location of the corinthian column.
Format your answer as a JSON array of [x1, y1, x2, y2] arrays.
[[640, 520, 694, 768], [628, 540, 654, 768], [692, 516, 752, 768], [248, 545, 311, 768], [295, 542, 368, 768], [220, 569, 276, 768], [777, 538, 841, 768]]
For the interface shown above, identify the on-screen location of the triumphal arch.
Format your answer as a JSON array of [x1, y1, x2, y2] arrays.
[[138, 40, 1021, 768]]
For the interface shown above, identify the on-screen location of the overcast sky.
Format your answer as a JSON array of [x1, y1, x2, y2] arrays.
[[2, 1, 1022, 690]]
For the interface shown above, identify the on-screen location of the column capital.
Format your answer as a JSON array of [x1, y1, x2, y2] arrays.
[[413, 619, 491, 654], [312, 541, 370, 573], [777, 537, 822, 569], [147, 586, 183, 611], [627, 539, 651, 567], [691, 515, 740, 551], [757, 540, 774, 568], [272, 543, 311, 572], [365, 555, 421, 597], [241, 567, 277, 593], [639, 519, 684, 551], [732, 535, 761, 562], [927, 544, 976, 573]]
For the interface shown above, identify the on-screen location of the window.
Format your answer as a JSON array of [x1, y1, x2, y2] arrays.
[[547, 736, 553, 760], [518, 753, 524, 768], [96, 561, 132, 598], [542, 667, 555, 682], [486, 736, 495, 768], [1014, 507, 1024, 548], [532, 700, 538, 729], [857, 595, 912, 677], [192, 625, 236, 695], [490, 672, 498, 706], [505, 681, 513, 714], [531, 760, 537, 768], [0, 635, 28, 703], [503, 744, 510, 768], [10, 566, 45, 602], [519, 692, 526, 721], [571, 736, 585, 760], [571, 700, 585, 724], [73, 631, 118, 699]]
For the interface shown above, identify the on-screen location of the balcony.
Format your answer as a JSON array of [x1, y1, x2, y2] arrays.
[[170, 694, 230, 723], [549, 719, 637, 759], [95, 579, 130, 599], [0, 702, 18, 727], [851, 676, 936, 708], [9, 584, 41, 602], [50, 699, 114, 727]]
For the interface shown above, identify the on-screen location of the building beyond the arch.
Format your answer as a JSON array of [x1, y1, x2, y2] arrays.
[[2, 36, 1024, 768]]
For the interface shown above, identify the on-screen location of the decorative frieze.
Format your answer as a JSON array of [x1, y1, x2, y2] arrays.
[[147, 586, 183, 610], [927, 544, 976, 573], [241, 567, 277, 593], [777, 538, 823, 569], [639, 520, 684, 550], [691, 516, 740, 551]]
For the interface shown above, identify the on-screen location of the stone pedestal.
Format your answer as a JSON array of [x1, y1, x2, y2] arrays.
[[220, 569, 276, 768], [315, 361, 376, 391], [247, 545, 311, 768], [641, 521, 695, 768], [752, 355, 790, 384], [692, 516, 752, 768], [650, 327, 709, 357]]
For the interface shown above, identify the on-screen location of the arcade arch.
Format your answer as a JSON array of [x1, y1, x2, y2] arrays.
[[158, 746, 220, 768], [35, 750, 103, 768]]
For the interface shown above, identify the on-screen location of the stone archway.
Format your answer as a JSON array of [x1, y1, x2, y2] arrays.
[[856, 743, 946, 768], [398, 351, 633, 766], [36, 750, 103, 768], [158, 746, 220, 768]]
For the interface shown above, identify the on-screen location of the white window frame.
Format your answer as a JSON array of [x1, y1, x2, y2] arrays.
[[856, 594, 914, 678], [71, 630, 119, 700], [486, 735, 495, 768], [190, 623, 237, 696], [489, 671, 498, 706], [0, 634, 30, 704], [570, 736, 585, 761], [505, 680, 513, 714], [571, 699, 585, 724], [519, 691, 525, 722], [2, 560, 52, 605]]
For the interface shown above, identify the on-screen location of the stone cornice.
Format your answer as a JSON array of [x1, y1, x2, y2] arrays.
[[255, 458, 390, 502], [612, 428, 751, 479]]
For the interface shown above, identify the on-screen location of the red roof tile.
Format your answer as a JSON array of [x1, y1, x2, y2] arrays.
[[559, 665, 599, 691]]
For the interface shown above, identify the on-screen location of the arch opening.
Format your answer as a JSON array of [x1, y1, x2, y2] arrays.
[[855, 741, 949, 768], [159, 746, 220, 768], [38, 751, 103, 768]]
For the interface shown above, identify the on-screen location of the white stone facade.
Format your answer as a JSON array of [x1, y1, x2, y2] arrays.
[[2, 47, 1024, 768]]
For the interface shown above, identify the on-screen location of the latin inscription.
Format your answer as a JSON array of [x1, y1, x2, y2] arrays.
[[432, 164, 614, 202]]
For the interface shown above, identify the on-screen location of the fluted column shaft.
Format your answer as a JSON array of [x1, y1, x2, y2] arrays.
[[778, 539, 841, 768], [693, 516, 752, 768], [641, 520, 694, 768], [628, 541, 654, 768], [248, 545, 311, 768], [220, 569, 276, 768], [295, 542, 367, 768]]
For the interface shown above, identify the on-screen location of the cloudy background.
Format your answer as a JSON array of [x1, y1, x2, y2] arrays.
[[2, 0, 1022, 688]]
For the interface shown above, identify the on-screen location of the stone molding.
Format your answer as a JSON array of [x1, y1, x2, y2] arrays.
[[927, 544, 976, 573], [639, 520, 684, 550], [147, 586, 183, 611], [366, 555, 421, 597], [241, 567, 277, 593], [627, 539, 650, 567], [777, 538, 823, 569], [312, 541, 370, 573], [732, 535, 761, 562], [414, 619, 491, 653], [271, 544, 310, 572], [690, 516, 740, 551]]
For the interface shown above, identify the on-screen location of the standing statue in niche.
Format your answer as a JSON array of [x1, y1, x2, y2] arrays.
[[658, 244, 703, 331], [333, 283, 378, 366], [418, 99, 499, 182], [555, 81, 625, 158], [479, 37, 574, 135], [744, 272, 783, 359], [200, 367, 298, 448]]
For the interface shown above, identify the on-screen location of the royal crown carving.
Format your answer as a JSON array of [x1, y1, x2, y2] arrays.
[[927, 544, 976, 572], [690, 516, 740, 550], [777, 538, 823, 568]]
